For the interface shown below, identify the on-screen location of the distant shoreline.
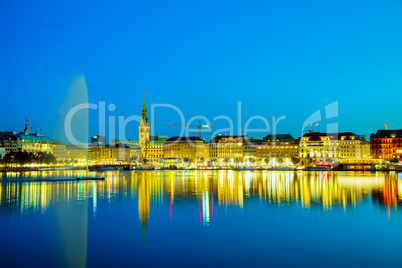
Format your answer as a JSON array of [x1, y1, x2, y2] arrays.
[[1, 166, 401, 173]]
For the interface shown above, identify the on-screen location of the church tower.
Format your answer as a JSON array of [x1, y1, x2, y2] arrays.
[[24, 118, 29, 134], [138, 94, 150, 149]]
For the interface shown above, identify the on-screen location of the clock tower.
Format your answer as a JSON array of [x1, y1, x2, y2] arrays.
[[138, 94, 150, 150]]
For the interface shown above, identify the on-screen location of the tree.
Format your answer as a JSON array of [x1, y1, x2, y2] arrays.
[[263, 157, 270, 165], [276, 157, 284, 164], [16, 151, 30, 165], [291, 157, 299, 165], [45, 152, 57, 164], [390, 157, 399, 163], [223, 158, 229, 165], [305, 157, 313, 165], [325, 158, 333, 163], [210, 158, 217, 166], [2, 152, 14, 165], [2, 151, 33, 166], [34, 152, 57, 165]]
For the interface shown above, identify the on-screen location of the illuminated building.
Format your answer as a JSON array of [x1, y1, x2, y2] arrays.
[[114, 140, 139, 146], [1, 119, 54, 155], [91, 135, 106, 146], [361, 137, 371, 159], [18, 118, 52, 154], [256, 134, 299, 160], [51, 139, 66, 161], [126, 144, 142, 161], [18, 134, 52, 154], [0, 132, 20, 153], [65, 145, 86, 163], [138, 95, 150, 154], [209, 135, 256, 159], [163, 136, 209, 161], [370, 129, 402, 160], [300, 131, 370, 163], [88, 145, 133, 165], [145, 135, 167, 162], [114, 141, 142, 161]]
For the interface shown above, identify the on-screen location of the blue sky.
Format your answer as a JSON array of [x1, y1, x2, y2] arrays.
[[1, 0, 402, 143]]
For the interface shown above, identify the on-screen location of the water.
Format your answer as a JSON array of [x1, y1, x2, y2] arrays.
[[0, 170, 402, 267]]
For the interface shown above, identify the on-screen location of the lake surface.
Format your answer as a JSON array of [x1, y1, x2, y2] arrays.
[[0, 170, 402, 267]]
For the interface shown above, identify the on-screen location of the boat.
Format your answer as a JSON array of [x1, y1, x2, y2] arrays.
[[304, 166, 331, 171]]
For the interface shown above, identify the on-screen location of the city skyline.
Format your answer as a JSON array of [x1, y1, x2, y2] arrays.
[[2, 2, 402, 267], [1, 0, 402, 141], [1, 97, 395, 145], [1, 105, 395, 144]]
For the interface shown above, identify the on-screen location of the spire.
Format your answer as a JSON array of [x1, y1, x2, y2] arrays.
[[143, 90, 146, 108], [141, 91, 148, 123], [24, 118, 29, 133]]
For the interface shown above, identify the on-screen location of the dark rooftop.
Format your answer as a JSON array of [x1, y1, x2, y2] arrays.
[[263, 134, 296, 141], [166, 136, 207, 143], [370, 129, 402, 139], [209, 135, 246, 143], [302, 132, 363, 141]]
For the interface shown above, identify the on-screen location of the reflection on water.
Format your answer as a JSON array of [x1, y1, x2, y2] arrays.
[[1, 170, 401, 226], [2, 170, 402, 267]]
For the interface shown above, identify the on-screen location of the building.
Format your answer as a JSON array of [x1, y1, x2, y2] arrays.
[[257, 134, 299, 160], [88, 146, 103, 164], [51, 139, 66, 161], [138, 96, 150, 153], [19, 119, 53, 154], [209, 135, 256, 159], [114, 140, 139, 146], [89, 145, 134, 165], [0, 132, 20, 153], [300, 131, 370, 163], [145, 135, 167, 162], [18, 133, 52, 154], [370, 129, 402, 160], [126, 144, 142, 161], [1, 119, 53, 155], [136, 94, 167, 162], [114, 140, 142, 159], [91, 135, 106, 146], [65, 145, 86, 163], [163, 136, 209, 161], [0, 147, 5, 159], [107, 145, 131, 164], [108, 145, 131, 164], [358, 135, 371, 159]]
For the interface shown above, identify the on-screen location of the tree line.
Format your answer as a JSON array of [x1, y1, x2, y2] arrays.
[[0, 151, 57, 166]]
